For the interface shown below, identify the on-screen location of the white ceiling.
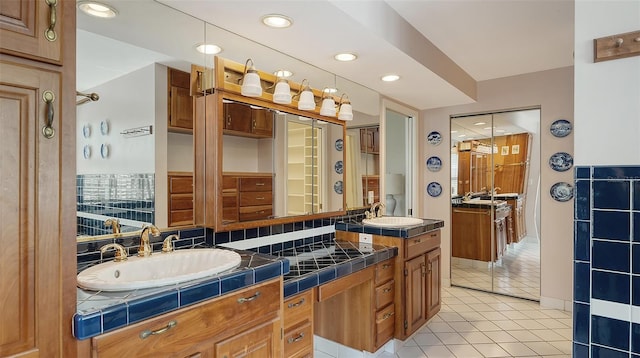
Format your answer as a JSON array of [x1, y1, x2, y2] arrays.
[[77, 0, 574, 112]]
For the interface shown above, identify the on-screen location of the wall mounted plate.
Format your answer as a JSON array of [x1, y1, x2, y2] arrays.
[[549, 152, 573, 172], [333, 180, 343, 194], [334, 139, 343, 151], [427, 182, 442, 197], [550, 182, 573, 202], [426, 156, 442, 172], [427, 131, 442, 146], [550, 119, 572, 138], [82, 124, 91, 138], [100, 120, 110, 135], [83, 145, 91, 159], [100, 144, 110, 159], [334, 160, 343, 174]]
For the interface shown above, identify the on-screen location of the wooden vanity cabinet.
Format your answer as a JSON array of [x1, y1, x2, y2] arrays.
[[283, 290, 314, 358], [223, 102, 273, 138], [504, 196, 526, 243], [335, 229, 442, 340], [85, 278, 283, 358], [222, 173, 274, 223], [451, 206, 509, 262], [168, 68, 194, 132], [168, 172, 194, 226]]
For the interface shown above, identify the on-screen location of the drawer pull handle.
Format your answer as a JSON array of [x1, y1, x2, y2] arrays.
[[414, 239, 421, 244], [42, 91, 55, 139], [382, 312, 395, 320], [139, 320, 177, 339], [237, 291, 260, 303], [256, 197, 265, 200], [287, 333, 305, 344], [382, 263, 391, 269], [255, 182, 266, 186], [287, 298, 305, 308], [383, 287, 392, 293], [44, 0, 57, 41]]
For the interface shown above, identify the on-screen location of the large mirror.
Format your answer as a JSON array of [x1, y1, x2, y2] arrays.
[[76, 0, 378, 240], [450, 108, 541, 300]]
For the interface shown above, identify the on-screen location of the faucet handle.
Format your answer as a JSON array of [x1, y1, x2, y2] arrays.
[[162, 234, 179, 253], [100, 243, 128, 262]]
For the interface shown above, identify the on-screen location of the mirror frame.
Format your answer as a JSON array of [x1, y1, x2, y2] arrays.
[[194, 56, 347, 232]]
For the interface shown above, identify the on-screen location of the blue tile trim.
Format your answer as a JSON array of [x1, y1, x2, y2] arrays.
[[334, 219, 444, 239], [574, 302, 590, 344], [592, 314, 630, 351], [129, 290, 179, 324], [592, 240, 630, 273], [593, 210, 630, 241], [592, 270, 630, 304]]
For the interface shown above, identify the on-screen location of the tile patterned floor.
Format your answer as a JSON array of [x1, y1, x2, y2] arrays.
[[314, 285, 572, 358]]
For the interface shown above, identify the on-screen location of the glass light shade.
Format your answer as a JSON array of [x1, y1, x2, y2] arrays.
[[320, 98, 336, 116], [338, 102, 353, 120], [297, 89, 315, 110], [273, 80, 291, 104], [241, 70, 262, 97]]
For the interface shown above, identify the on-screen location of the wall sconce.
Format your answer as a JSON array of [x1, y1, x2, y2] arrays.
[[240, 59, 262, 97], [337, 93, 353, 121], [293, 79, 315, 110], [319, 88, 336, 117], [272, 75, 292, 104]]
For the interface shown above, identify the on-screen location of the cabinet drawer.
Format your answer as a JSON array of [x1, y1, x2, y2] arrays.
[[375, 260, 394, 285], [222, 175, 237, 190], [375, 280, 394, 310], [240, 191, 273, 206], [239, 205, 272, 221], [170, 194, 193, 210], [284, 290, 313, 328], [91, 279, 281, 357], [169, 176, 193, 194], [284, 321, 313, 358], [375, 304, 395, 348], [405, 230, 441, 259], [170, 210, 193, 226], [239, 177, 272, 192]]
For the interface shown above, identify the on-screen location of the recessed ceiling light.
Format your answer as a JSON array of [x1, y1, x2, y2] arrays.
[[273, 70, 293, 78], [474, 122, 486, 126], [261, 14, 293, 28], [195, 43, 222, 55], [450, 130, 458, 133], [381, 74, 400, 82], [334, 53, 357, 62], [495, 129, 505, 133], [483, 127, 493, 130], [78, 1, 118, 18], [458, 134, 467, 138]]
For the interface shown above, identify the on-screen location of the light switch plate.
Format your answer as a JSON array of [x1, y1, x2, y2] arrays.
[[359, 233, 372, 244]]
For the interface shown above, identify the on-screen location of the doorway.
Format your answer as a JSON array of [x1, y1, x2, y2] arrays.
[[450, 108, 540, 300]]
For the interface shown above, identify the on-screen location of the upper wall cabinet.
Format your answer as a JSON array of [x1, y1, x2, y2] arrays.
[[168, 67, 194, 133], [194, 56, 346, 232]]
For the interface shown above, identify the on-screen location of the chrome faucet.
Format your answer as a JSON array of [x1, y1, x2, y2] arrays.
[[138, 225, 160, 257], [104, 218, 121, 234], [492, 187, 501, 195]]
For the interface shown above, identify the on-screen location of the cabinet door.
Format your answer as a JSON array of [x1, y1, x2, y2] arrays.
[[404, 256, 427, 335], [0, 0, 63, 63], [224, 102, 252, 133], [0, 60, 63, 357], [251, 108, 273, 137], [214, 321, 278, 358], [426, 248, 441, 320], [170, 86, 194, 130]]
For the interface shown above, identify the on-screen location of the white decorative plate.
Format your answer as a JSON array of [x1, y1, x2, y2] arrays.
[[550, 119, 572, 138], [100, 143, 110, 159], [83, 145, 91, 159], [550, 182, 573, 202], [333, 180, 343, 194], [334, 160, 343, 174], [334, 139, 343, 151], [549, 152, 573, 172], [427, 131, 442, 146], [426, 156, 442, 172], [100, 120, 110, 135], [427, 182, 442, 197], [82, 124, 91, 138]]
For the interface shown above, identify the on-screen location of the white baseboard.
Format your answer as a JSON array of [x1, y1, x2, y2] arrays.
[[540, 295, 573, 312]]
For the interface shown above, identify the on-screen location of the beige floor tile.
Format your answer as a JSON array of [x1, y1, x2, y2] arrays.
[[460, 331, 494, 344], [438, 312, 467, 322], [530, 329, 567, 342], [549, 340, 573, 354], [484, 330, 519, 343], [434, 332, 466, 345], [498, 342, 537, 356], [426, 321, 456, 333], [470, 320, 503, 331], [413, 333, 442, 346], [396, 346, 427, 358], [447, 321, 477, 332], [511, 319, 547, 330], [472, 343, 511, 357], [480, 311, 511, 321], [525, 341, 564, 355], [508, 329, 546, 342], [421, 345, 455, 358], [445, 344, 484, 358]]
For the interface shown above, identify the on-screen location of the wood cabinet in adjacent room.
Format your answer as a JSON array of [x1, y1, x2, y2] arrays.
[[451, 205, 510, 262], [168, 67, 194, 132], [168, 172, 194, 226], [223, 102, 274, 138], [222, 173, 274, 223]]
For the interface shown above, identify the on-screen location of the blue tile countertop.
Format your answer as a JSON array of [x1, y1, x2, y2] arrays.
[[270, 240, 399, 298], [335, 218, 444, 239], [73, 249, 289, 340]]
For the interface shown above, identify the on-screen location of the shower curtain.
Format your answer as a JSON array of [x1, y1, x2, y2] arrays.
[[345, 132, 363, 208]]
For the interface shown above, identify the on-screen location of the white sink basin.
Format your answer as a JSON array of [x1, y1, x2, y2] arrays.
[[77, 249, 242, 292], [466, 199, 506, 205], [361, 216, 423, 227], [493, 193, 519, 197]]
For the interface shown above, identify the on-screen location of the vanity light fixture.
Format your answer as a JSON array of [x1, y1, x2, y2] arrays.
[[261, 14, 293, 28], [337, 93, 353, 121], [273, 69, 293, 78], [272, 77, 292, 105], [195, 43, 222, 55], [240, 59, 262, 97], [293, 79, 315, 110], [319, 88, 337, 117], [334, 53, 357, 62], [381, 74, 400, 82], [78, 1, 118, 18]]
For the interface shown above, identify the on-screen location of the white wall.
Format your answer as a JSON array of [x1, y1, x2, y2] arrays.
[[422, 66, 574, 307], [574, 1, 640, 165]]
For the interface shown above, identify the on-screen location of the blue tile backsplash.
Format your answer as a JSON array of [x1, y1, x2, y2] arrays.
[[574, 165, 640, 356]]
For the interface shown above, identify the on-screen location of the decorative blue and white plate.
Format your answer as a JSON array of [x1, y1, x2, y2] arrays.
[[427, 182, 442, 197], [82, 124, 91, 138], [100, 143, 110, 159], [550, 119, 572, 138], [549, 152, 573, 172], [334, 139, 343, 151], [550, 182, 573, 202], [427, 131, 442, 146], [426, 156, 442, 172], [83, 145, 91, 159], [100, 120, 110, 135], [334, 160, 343, 174], [333, 180, 343, 194]]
